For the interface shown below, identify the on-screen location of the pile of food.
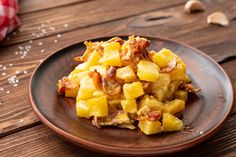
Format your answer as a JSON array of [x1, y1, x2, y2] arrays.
[[58, 36, 200, 135]]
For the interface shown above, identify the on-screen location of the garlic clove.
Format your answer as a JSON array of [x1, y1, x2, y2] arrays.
[[207, 12, 229, 26], [184, 0, 206, 13]]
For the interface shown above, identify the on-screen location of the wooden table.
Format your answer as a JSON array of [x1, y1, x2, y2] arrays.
[[1, 0, 236, 156]]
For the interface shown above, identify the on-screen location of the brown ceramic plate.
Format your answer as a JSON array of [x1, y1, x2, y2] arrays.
[[29, 35, 234, 156]]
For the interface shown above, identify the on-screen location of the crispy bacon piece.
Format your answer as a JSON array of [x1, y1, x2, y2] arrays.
[[142, 81, 152, 93], [105, 66, 117, 81], [160, 58, 177, 73], [57, 77, 75, 95], [89, 70, 102, 89], [179, 82, 201, 94], [102, 78, 121, 96], [147, 111, 162, 121]]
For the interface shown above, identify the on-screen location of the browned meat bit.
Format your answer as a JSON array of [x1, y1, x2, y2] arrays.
[[102, 78, 121, 96], [141, 81, 152, 93], [58, 77, 77, 95], [121, 36, 151, 66], [105, 66, 117, 81], [92, 110, 135, 129], [179, 82, 201, 94], [108, 37, 125, 45], [160, 58, 177, 73], [147, 111, 162, 121], [89, 70, 102, 89]]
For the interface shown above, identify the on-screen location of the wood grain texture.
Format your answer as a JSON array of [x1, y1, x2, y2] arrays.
[[19, 0, 89, 14], [1, 0, 236, 137], [1, 114, 236, 157], [3, 0, 186, 46]]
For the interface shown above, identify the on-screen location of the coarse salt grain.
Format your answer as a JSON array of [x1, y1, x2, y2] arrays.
[[3, 66, 6, 70], [40, 49, 45, 53], [38, 42, 43, 46], [23, 71, 28, 74], [14, 84, 18, 87], [57, 34, 61, 38], [2, 72, 6, 76], [64, 24, 68, 27], [15, 51, 18, 55], [20, 119, 24, 123], [6, 91, 10, 94], [21, 56, 25, 59], [18, 46, 23, 50], [15, 70, 20, 74], [29, 40, 33, 43], [0, 87, 4, 91], [54, 39, 58, 43], [9, 64, 13, 67], [0, 65, 2, 68]]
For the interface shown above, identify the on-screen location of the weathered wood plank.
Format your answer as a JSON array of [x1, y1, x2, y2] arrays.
[[1, 114, 236, 157], [1, 0, 236, 137], [19, 0, 89, 14], [3, 0, 186, 46]]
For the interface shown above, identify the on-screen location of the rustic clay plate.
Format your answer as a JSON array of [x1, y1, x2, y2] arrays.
[[29, 35, 234, 156]]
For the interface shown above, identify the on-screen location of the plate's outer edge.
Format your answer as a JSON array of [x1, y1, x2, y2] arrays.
[[29, 35, 234, 156]]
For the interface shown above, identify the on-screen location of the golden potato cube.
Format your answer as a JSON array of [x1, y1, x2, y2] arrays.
[[76, 100, 91, 118], [165, 99, 185, 114], [65, 86, 79, 98], [87, 96, 108, 117], [151, 48, 176, 68], [123, 82, 144, 99], [99, 42, 121, 66], [116, 65, 136, 82], [77, 76, 96, 99], [138, 120, 163, 135], [151, 73, 171, 101], [89, 65, 108, 77], [93, 90, 106, 97], [162, 113, 183, 131], [121, 99, 138, 113], [169, 62, 186, 81], [86, 51, 101, 66], [68, 70, 89, 85], [137, 60, 159, 82], [165, 81, 180, 100], [75, 62, 89, 72], [175, 90, 188, 101], [139, 95, 165, 112]]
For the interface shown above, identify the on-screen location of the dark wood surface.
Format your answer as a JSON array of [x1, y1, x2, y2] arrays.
[[0, 0, 236, 156]]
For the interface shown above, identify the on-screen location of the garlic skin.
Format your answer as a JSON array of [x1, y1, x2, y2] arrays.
[[207, 12, 229, 27], [184, 0, 206, 13]]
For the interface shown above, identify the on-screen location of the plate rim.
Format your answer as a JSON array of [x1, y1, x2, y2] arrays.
[[29, 35, 234, 156]]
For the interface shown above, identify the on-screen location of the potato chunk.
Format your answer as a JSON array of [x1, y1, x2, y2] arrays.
[[138, 120, 163, 135], [99, 42, 121, 66], [116, 65, 136, 82], [121, 99, 138, 113], [89, 65, 108, 77], [77, 76, 96, 99], [76, 100, 91, 118], [151, 73, 171, 101], [175, 90, 188, 101], [139, 95, 165, 112], [87, 96, 108, 117], [151, 48, 176, 68], [162, 113, 183, 131], [123, 82, 144, 99], [169, 62, 186, 81], [165, 99, 185, 114], [86, 51, 101, 66], [137, 60, 159, 82]]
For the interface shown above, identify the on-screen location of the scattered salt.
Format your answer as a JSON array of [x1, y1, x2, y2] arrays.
[[54, 39, 58, 43], [64, 24, 68, 28], [9, 64, 13, 67], [23, 71, 28, 74], [20, 119, 24, 123], [6, 91, 10, 94], [18, 46, 24, 50], [15, 51, 18, 55], [29, 40, 33, 43], [2, 72, 6, 76], [0, 65, 2, 68], [38, 42, 43, 46], [40, 49, 45, 53], [57, 34, 61, 38], [0, 87, 4, 91], [21, 56, 25, 59], [14, 84, 18, 87], [15, 70, 20, 74], [3, 66, 6, 70]]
